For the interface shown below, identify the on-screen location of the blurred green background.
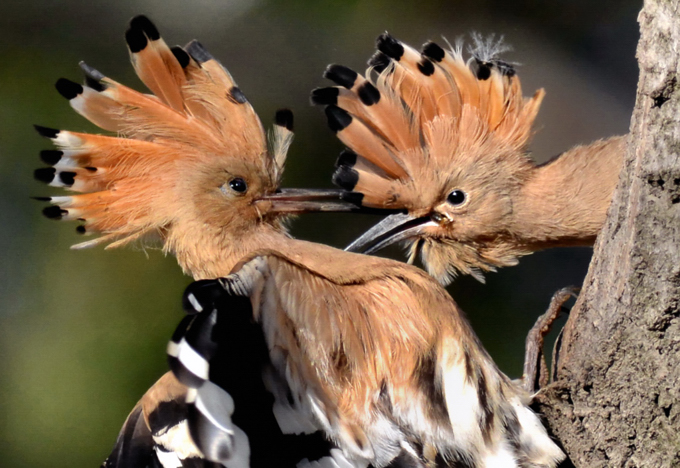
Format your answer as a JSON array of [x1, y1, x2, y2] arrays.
[[0, 1, 639, 466]]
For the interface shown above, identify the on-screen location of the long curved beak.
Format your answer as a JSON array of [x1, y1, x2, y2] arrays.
[[345, 212, 436, 254], [259, 188, 399, 214]]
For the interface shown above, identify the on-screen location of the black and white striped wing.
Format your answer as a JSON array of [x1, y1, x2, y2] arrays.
[[102, 403, 160, 468], [167, 276, 345, 468], [102, 372, 219, 468]]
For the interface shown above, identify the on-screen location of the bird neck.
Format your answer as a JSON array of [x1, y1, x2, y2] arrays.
[[167, 218, 291, 280], [510, 136, 625, 250]]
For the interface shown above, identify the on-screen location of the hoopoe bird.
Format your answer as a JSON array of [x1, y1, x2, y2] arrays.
[[312, 33, 625, 285], [33, 15, 356, 468], [34, 16, 564, 467]]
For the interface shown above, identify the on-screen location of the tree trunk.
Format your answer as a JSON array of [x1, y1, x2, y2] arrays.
[[533, 1, 680, 466]]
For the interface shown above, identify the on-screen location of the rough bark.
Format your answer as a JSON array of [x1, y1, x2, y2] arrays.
[[533, 1, 680, 466]]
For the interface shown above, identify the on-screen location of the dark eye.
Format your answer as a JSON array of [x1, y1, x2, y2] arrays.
[[229, 178, 247, 193], [447, 190, 466, 206]]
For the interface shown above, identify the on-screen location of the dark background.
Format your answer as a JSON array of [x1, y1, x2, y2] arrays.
[[0, 1, 639, 466]]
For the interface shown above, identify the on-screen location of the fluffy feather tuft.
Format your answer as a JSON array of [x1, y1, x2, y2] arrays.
[[36, 16, 289, 264]]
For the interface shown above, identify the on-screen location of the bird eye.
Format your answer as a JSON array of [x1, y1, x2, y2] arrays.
[[447, 190, 466, 206], [228, 178, 247, 194]]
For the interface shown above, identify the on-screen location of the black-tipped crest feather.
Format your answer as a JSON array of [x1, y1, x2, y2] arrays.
[[125, 26, 147, 53], [325, 105, 352, 133], [421, 41, 445, 62], [185, 40, 213, 64], [55, 78, 83, 100], [367, 52, 390, 73], [34, 167, 56, 183], [34, 125, 59, 139], [376, 33, 404, 60], [332, 166, 359, 191], [129, 15, 160, 41], [274, 109, 294, 131], [357, 82, 381, 105], [323, 65, 357, 89], [42, 205, 67, 220], [40, 150, 62, 165], [310, 87, 339, 106], [335, 149, 358, 168], [171, 46, 190, 68]]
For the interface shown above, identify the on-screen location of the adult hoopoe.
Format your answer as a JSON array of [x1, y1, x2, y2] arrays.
[[34, 15, 359, 280], [312, 33, 625, 285], [32, 15, 355, 468], [34, 16, 564, 467]]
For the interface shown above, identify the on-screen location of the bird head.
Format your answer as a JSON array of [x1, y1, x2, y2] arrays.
[[34, 16, 359, 274], [313, 33, 544, 284]]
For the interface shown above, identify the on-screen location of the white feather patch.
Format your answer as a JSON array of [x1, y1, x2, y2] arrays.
[[223, 425, 251, 468], [166, 340, 180, 358], [48, 172, 70, 188], [177, 338, 210, 380], [154, 448, 183, 468], [442, 358, 482, 451], [186, 292, 203, 312], [53, 157, 78, 168], [194, 381, 236, 433], [480, 439, 518, 468], [48, 196, 73, 206], [153, 420, 203, 460], [511, 398, 565, 466], [53, 130, 83, 147], [272, 401, 318, 435]]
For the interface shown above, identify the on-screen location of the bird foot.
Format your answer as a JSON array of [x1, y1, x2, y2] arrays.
[[522, 286, 579, 394]]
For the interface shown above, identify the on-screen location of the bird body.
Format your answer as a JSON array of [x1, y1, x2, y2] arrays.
[[314, 33, 624, 284], [36, 17, 564, 468], [170, 243, 565, 468]]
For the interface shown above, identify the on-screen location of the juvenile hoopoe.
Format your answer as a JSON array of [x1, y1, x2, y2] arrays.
[[312, 33, 625, 285], [34, 16, 564, 467]]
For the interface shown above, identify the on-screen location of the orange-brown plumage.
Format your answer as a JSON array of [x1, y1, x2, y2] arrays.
[[173, 244, 566, 467], [314, 33, 624, 284], [35, 17, 316, 279], [36, 16, 565, 467]]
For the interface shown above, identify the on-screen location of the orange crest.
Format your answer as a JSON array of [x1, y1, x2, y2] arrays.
[[34, 16, 293, 250]]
